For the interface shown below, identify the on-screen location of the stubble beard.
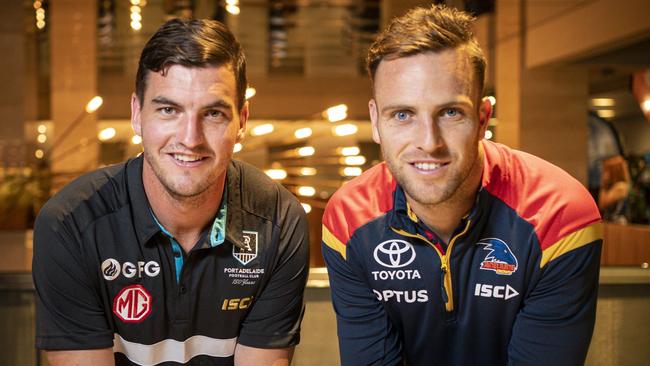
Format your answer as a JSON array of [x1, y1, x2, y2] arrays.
[[143, 149, 218, 205], [382, 147, 479, 208]]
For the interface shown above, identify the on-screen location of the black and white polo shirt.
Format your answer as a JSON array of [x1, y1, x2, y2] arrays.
[[33, 156, 309, 365]]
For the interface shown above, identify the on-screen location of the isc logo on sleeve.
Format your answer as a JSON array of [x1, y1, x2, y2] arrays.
[[474, 283, 519, 300]]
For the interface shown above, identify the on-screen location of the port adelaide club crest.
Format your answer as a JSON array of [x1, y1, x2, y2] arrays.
[[233, 231, 258, 265]]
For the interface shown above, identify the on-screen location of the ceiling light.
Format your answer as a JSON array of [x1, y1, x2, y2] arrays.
[[591, 98, 615, 107], [98, 127, 117, 141], [301, 203, 312, 213], [245, 87, 256, 100], [484, 130, 493, 140], [642, 99, 650, 112], [342, 155, 366, 166], [37, 134, 47, 143], [37, 124, 47, 134], [297, 186, 316, 197], [333, 123, 358, 136], [339, 146, 360, 156], [251, 123, 274, 136], [487, 96, 496, 106], [226, 5, 241, 14], [299, 167, 317, 176], [297, 146, 315, 156], [131, 21, 142, 30], [233, 143, 242, 153], [265, 169, 287, 180], [35, 149, 44, 159], [341, 167, 362, 177], [85, 96, 103, 113], [294, 127, 312, 139], [596, 110, 615, 119], [325, 104, 348, 122], [131, 135, 142, 145]]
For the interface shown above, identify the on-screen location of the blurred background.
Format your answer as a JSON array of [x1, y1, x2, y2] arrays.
[[1, 0, 649, 365]]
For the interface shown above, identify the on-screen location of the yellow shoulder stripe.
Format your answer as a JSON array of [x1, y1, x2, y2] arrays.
[[322, 225, 347, 260], [540, 222, 603, 268]]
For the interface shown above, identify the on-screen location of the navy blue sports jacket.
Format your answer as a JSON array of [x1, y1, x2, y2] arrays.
[[322, 140, 602, 365]]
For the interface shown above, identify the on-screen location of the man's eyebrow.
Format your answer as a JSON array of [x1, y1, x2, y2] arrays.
[[380, 104, 413, 114], [150, 97, 233, 111], [150, 96, 181, 107], [202, 100, 233, 110]]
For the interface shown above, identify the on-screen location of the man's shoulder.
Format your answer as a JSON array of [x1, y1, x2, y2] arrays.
[[482, 140, 601, 252], [229, 159, 301, 219], [322, 162, 396, 246], [36, 161, 129, 233]]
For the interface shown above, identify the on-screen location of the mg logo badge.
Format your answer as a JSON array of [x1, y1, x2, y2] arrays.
[[233, 231, 258, 265], [113, 285, 152, 323], [373, 240, 416, 268]]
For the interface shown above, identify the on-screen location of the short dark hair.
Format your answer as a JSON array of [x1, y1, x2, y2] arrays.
[[135, 18, 247, 110], [367, 5, 486, 97]]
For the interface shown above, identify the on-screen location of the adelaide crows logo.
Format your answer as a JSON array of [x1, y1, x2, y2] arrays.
[[477, 238, 518, 275]]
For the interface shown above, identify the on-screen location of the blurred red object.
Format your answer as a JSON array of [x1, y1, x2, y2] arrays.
[[631, 69, 650, 124]]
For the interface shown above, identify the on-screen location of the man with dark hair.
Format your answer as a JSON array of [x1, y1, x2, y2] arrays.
[[33, 19, 309, 366], [322, 5, 602, 365]]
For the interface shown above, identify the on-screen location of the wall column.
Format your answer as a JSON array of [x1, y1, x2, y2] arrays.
[[0, 1, 26, 167], [50, 0, 98, 176], [495, 0, 589, 183]]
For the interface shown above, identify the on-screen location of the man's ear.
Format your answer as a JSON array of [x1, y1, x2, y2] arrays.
[[478, 97, 492, 136], [237, 101, 249, 143], [479, 97, 492, 126], [369, 99, 381, 144], [131, 93, 142, 136]]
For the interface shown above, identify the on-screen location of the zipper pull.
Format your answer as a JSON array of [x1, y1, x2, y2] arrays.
[[440, 265, 449, 304]]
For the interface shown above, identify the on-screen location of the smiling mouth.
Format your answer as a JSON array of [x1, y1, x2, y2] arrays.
[[172, 154, 207, 163], [411, 161, 449, 171]]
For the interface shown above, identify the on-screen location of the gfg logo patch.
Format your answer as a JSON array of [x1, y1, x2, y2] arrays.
[[101, 258, 160, 281], [373, 240, 416, 268]]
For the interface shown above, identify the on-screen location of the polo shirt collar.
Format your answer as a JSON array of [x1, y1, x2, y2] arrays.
[[127, 155, 161, 245], [224, 162, 246, 249]]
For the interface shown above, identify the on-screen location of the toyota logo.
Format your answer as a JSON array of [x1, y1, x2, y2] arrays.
[[373, 240, 416, 268]]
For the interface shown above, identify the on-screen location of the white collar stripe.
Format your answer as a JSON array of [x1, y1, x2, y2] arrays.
[[113, 334, 237, 365]]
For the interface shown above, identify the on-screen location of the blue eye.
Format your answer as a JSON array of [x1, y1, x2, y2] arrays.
[[441, 108, 463, 120], [160, 107, 175, 115], [394, 111, 410, 121], [207, 110, 223, 118]]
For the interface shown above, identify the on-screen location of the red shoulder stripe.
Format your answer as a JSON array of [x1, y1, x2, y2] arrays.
[[322, 163, 396, 257]]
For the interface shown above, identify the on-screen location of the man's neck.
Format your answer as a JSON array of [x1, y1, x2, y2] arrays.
[[407, 147, 484, 244], [143, 166, 225, 253]]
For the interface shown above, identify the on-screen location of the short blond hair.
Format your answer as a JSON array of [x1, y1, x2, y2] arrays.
[[367, 5, 486, 96]]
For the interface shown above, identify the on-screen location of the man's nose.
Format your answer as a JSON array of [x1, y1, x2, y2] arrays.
[[416, 117, 444, 153], [177, 114, 204, 148]]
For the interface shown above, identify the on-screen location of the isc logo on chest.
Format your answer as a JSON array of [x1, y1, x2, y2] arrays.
[[113, 285, 152, 323], [221, 296, 254, 310]]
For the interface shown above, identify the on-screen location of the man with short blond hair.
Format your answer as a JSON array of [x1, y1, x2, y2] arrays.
[[322, 5, 602, 365]]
